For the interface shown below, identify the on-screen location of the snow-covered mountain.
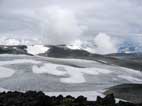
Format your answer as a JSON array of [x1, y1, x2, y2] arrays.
[[0, 33, 117, 55], [66, 40, 96, 53], [0, 44, 142, 71], [0, 43, 142, 103], [2, 36, 142, 55], [0, 37, 142, 71], [0, 37, 42, 45]]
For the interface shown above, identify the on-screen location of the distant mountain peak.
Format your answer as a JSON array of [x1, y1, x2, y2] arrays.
[[0, 37, 42, 45]]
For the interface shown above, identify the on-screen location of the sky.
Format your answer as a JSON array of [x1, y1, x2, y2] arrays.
[[0, 0, 142, 53]]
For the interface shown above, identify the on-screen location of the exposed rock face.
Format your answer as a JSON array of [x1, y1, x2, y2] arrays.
[[40, 45, 92, 58], [0, 45, 28, 55], [0, 91, 141, 106], [104, 84, 142, 104]]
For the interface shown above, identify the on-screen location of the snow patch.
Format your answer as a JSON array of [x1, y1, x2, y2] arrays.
[[27, 45, 49, 55], [32, 63, 112, 83], [67, 40, 82, 50], [67, 40, 96, 53], [0, 67, 15, 78], [32, 64, 67, 76], [60, 69, 86, 83]]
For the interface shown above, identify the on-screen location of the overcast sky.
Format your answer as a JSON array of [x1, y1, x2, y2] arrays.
[[0, 0, 142, 45]]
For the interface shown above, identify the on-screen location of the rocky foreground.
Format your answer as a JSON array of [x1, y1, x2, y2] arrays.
[[0, 91, 141, 106]]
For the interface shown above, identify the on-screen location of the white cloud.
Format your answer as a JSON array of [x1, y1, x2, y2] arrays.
[[0, 0, 142, 54], [38, 6, 82, 44], [94, 33, 117, 54]]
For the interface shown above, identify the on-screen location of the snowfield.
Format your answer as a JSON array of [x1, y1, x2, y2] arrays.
[[32, 63, 112, 83], [0, 54, 142, 100], [0, 67, 15, 78], [27, 45, 50, 55]]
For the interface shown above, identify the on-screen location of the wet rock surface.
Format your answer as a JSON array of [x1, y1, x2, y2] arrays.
[[0, 91, 141, 106]]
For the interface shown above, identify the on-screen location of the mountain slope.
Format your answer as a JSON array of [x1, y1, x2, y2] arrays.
[[0, 45, 142, 71], [104, 84, 142, 103]]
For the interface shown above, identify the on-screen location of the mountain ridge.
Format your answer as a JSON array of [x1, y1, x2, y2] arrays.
[[0, 45, 142, 71]]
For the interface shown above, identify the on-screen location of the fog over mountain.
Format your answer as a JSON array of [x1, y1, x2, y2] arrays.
[[0, 0, 142, 53]]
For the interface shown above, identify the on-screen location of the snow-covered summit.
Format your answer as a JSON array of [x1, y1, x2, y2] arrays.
[[26, 45, 50, 55], [67, 40, 96, 53]]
